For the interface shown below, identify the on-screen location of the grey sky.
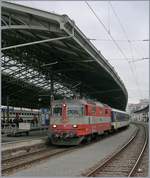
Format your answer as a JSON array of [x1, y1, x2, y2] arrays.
[[10, 1, 149, 104]]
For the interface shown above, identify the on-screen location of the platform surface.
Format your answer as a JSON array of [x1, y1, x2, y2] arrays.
[[2, 130, 48, 152]]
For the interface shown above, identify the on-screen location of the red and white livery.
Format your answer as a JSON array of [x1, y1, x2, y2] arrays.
[[49, 99, 113, 145]]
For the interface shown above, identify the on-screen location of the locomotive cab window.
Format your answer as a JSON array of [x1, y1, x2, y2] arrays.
[[67, 109, 79, 116], [53, 107, 62, 116], [67, 106, 82, 117]]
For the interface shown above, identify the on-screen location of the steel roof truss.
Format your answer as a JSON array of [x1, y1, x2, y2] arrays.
[[2, 35, 73, 51]]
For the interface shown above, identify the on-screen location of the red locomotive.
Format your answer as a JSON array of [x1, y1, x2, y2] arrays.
[[48, 99, 129, 145]]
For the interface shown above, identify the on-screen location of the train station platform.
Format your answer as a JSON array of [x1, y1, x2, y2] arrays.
[[2, 137, 47, 153], [2, 129, 48, 144]]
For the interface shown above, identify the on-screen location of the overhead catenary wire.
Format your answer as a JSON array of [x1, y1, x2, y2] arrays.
[[88, 38, 149, 42], [85, 1, 143, 98], [108, 57, 149, 61], [129, 58, 149, 62], [108, 1, 111, 35], [108, 1, 145, 57], [85, 1, 128, 60], [108, 1, 144, 98]]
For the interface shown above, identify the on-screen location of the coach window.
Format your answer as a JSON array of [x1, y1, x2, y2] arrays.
[[116, 113, 119, 121], [81, 107, 84, 116], [99, 108, 102, 115], [92, 106, 96, 115], [85, 105, 88, 115], [99, 108, 103, 115]]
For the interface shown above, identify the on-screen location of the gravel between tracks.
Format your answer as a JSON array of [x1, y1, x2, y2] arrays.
[[12, 124, 137, 176]]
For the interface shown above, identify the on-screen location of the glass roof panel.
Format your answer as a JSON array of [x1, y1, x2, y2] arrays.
[[2, 56, 73, 97]]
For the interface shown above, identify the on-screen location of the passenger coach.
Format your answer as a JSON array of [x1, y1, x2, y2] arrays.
[[111, 109, 130, 130]]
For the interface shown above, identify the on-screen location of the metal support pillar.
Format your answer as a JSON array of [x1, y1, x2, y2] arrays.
[[79, 84, 83, 99], [50, 72, 54, 125], [6, 95, 9, 122]]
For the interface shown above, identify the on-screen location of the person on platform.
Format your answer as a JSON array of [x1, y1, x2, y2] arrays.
[[13, 113, 20, 128], [1, 119, 4, 129], [32, 115, 38, 127], [19, 117, 23, 123]]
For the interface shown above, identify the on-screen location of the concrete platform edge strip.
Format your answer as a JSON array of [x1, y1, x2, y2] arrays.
[[2, 137, 48, 152]]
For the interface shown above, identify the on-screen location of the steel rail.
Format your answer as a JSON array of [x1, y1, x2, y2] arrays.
[[128, 124, 148, 177], [2, 146, 76, 175], [85, 126, 139, 177]]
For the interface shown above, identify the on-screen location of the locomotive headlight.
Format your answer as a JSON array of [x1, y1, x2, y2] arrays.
[[52, 124, 57, 128], [72, 124, 77, 128]]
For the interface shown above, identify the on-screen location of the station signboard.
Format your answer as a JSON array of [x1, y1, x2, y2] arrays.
[[40, 108, 50, 125]]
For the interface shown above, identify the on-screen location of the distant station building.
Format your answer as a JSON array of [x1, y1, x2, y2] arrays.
[[132, 105, 149, 122], [127, 99, 149, 114]]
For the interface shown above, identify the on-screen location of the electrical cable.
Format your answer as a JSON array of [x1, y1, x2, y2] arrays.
[[109, 1, 145, 98], [85, 1, 144, 98]]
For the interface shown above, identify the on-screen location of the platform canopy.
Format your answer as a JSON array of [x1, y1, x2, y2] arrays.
[[134, 105, 149, 114], [1, 1, 128, 110]]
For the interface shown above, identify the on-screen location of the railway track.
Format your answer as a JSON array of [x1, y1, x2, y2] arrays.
[[2, 134, 109, 176], [2, 145, 76, 176], [1, 125, 134, 176], [83, 123, 148, 177]]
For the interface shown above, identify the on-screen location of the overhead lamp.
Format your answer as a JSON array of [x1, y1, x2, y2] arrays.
[[41, 61, 58, 67]]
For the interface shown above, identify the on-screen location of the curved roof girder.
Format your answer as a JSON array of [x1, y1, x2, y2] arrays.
[[2, 35, 73, 51], [134, 105, 149, 114], [61, 18, 127, 99], [2, 1, 128, 110]]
